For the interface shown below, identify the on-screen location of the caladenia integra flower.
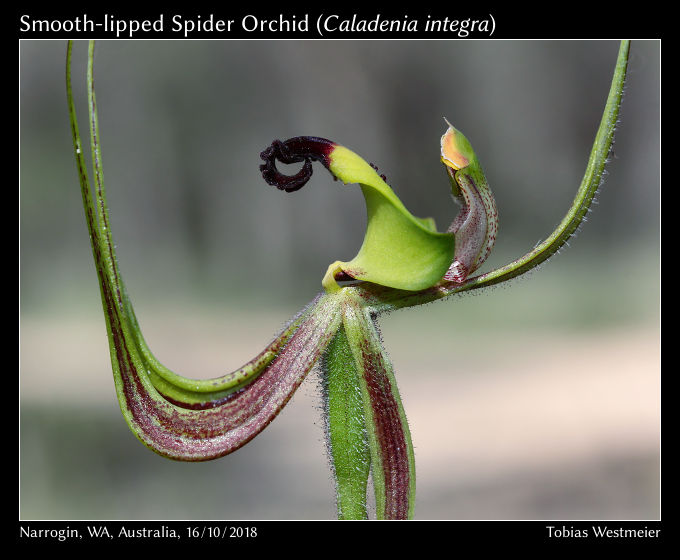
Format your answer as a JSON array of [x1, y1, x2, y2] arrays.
[[259, 123, 500, 293], [67, 40, 630, 520]]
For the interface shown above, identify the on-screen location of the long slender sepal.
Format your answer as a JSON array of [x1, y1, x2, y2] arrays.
[[322, 327, 371, 520], [113, 293, 342, 461], [76, 41, 302, 407], [456, 40, 631, 292], [125, 293, 309, 408], [67, 40, 344, 459], [359, 40, 631, 315], [68, 40, 304, 408], [342, 297, 416, 520]]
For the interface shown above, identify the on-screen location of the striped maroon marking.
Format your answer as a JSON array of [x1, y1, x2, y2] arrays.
[[101, 281, 337, 461], [359, 329, 410, 520]]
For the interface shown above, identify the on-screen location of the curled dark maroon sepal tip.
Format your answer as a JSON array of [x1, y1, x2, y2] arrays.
[[259, 136, 336, 193]]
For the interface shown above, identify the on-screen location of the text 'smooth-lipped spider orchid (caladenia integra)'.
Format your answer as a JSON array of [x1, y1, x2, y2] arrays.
[[66, 40, 629, 520]]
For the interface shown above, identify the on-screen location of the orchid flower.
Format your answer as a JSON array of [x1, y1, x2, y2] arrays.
[[66, 40, 630, 520]]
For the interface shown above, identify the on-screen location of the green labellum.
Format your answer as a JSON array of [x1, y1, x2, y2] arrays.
[[323, 145, 456, 292]]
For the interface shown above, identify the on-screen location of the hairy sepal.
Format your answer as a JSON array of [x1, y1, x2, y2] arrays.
[[322, 326, 371, 520], [67, 41, 344, 460], [342, 295, 416, 520]]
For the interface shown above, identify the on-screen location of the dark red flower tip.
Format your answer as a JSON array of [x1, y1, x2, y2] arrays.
[[333, 269, 356, 282], [259, 136, 336, 193]]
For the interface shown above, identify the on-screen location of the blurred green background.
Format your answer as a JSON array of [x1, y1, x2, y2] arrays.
[[20, 40, 659, 520]]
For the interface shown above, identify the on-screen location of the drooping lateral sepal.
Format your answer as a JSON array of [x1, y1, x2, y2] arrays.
[[67, 41, 345, 460], [342, 294, 416, 520], [322, 326, 371, 520], [112, 294, 342, 461]]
